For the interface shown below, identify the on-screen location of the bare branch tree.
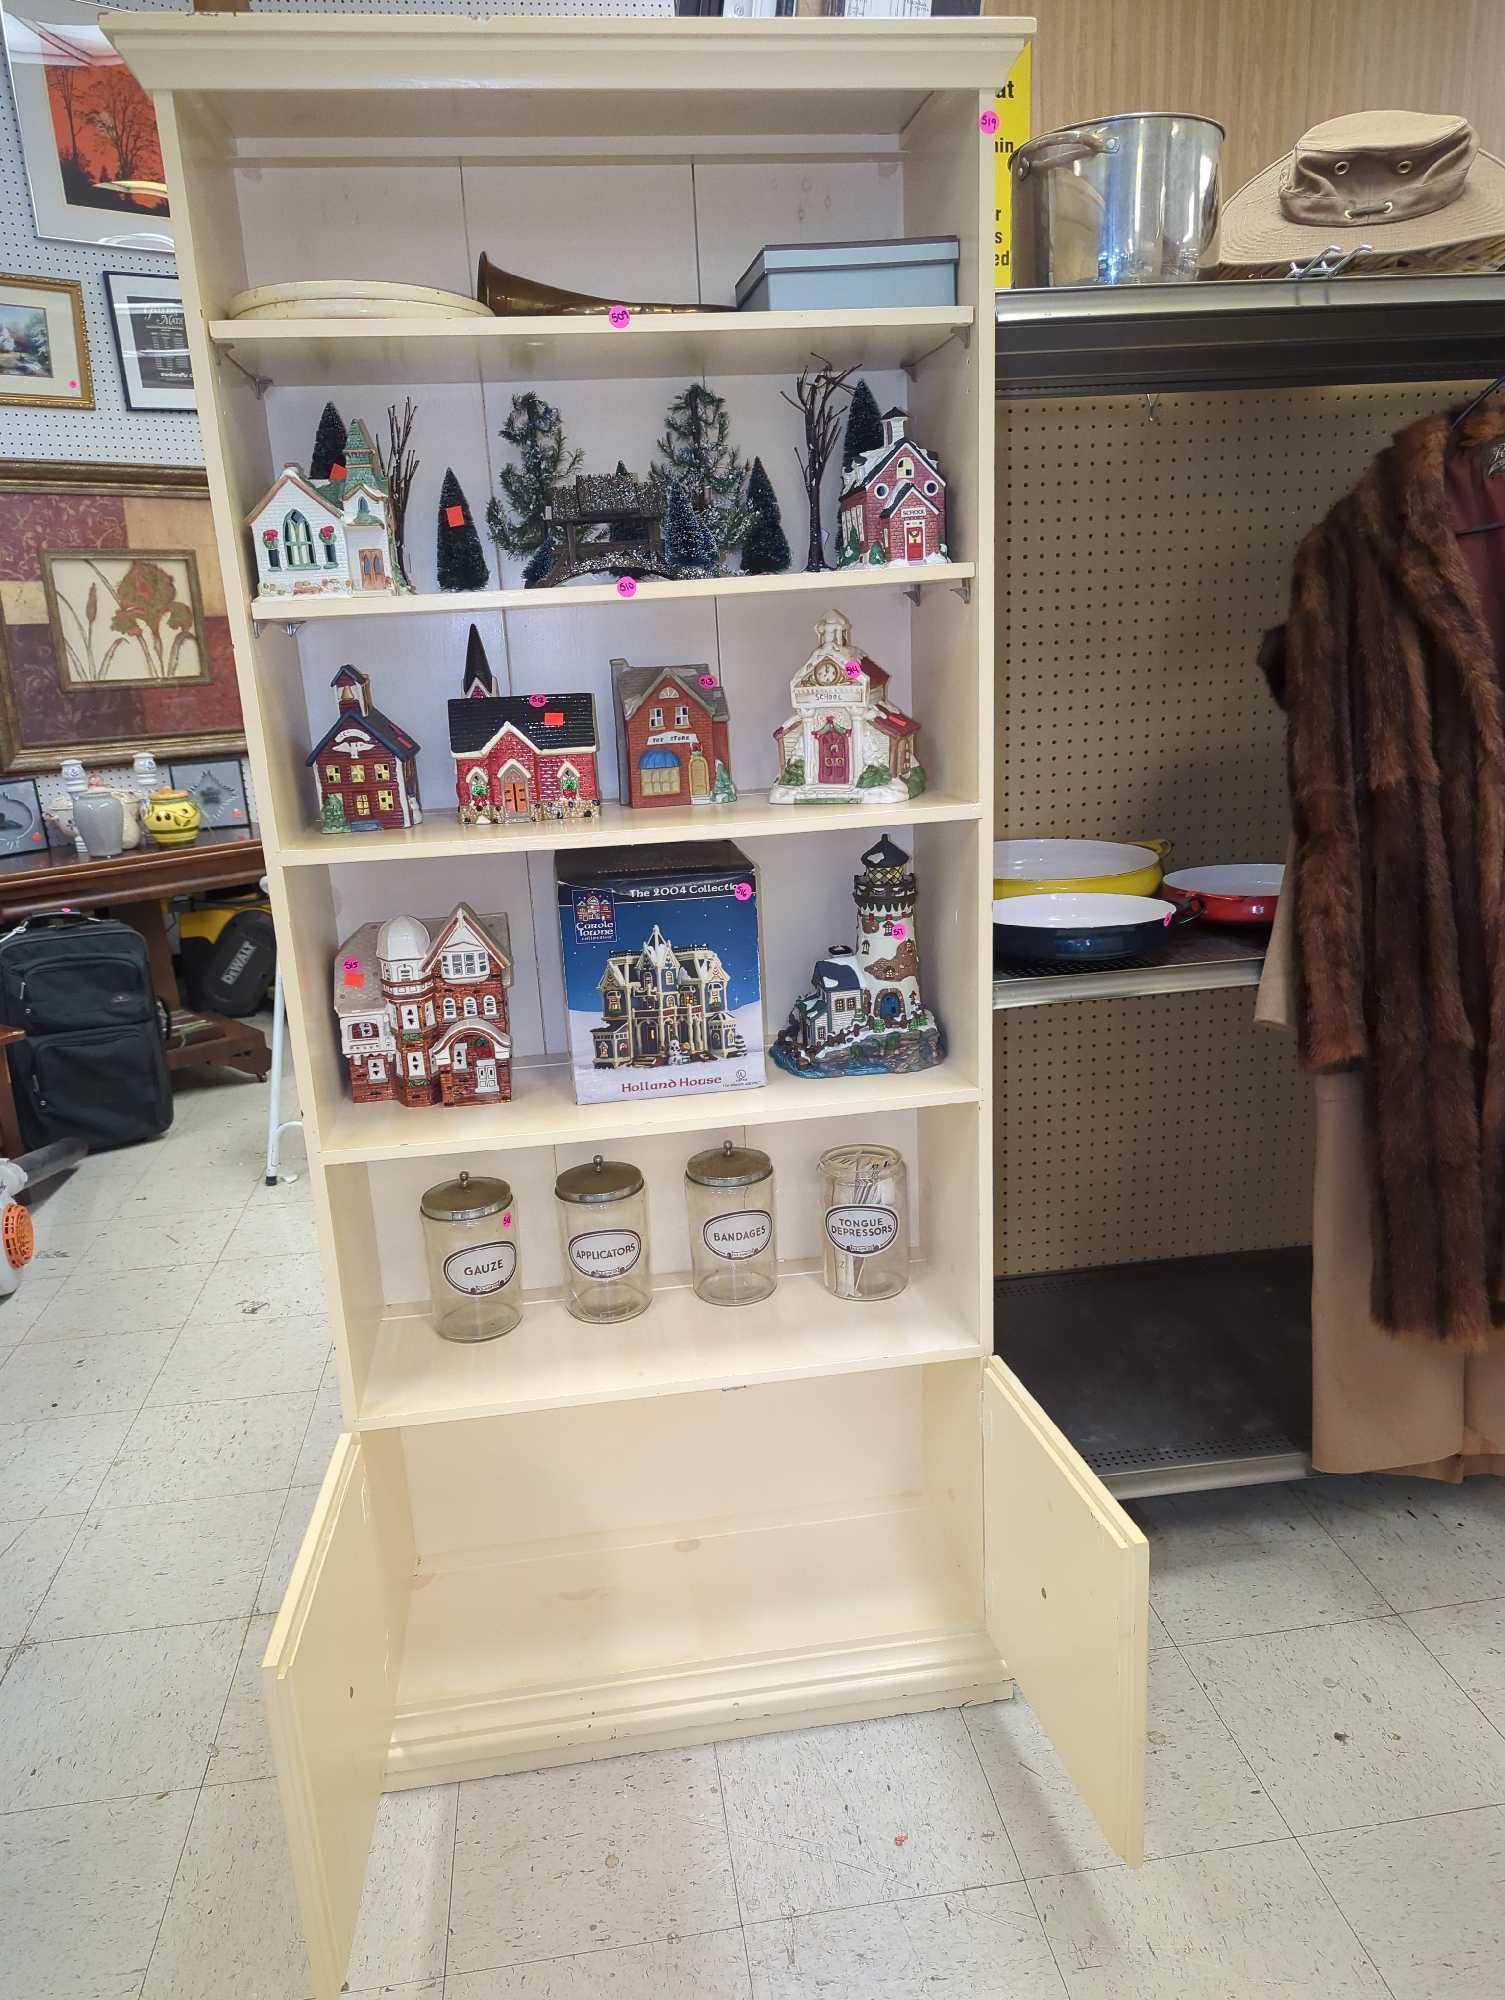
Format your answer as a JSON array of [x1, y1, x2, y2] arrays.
[[83, 71, 152, 187], [379, 397, 420, 586], [781, 357, 858, 572]]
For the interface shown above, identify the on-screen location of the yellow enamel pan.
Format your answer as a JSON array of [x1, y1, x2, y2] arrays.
[[992, 838, 1171, 901]]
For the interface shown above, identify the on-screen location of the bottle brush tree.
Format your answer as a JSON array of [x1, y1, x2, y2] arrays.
[[740, 456, 791, 575], [654, 382, 754, 561], [662, 475, 719, 577], [317, 791, 348, 836], [310, 401, 347, 481], [435, 469, 489, 592], [487, 391, 582, 576], [710, 759, 737, 804], [841, 378, 884, 470]]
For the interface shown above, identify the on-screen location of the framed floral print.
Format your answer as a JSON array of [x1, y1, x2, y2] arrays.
[[0, 0, 172, 255], [0, 463, 244, 775], [0, 273, 92, 411]]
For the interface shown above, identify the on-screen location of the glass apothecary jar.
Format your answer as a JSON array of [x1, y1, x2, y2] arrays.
[[818, 1142, 909, 1302], [685, 1140, 777, 1307], [419, 1170, 521, 1341], [555, 1154, 652, 1322]]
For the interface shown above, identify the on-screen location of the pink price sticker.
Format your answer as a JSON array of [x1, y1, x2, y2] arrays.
[[608, 304, 631, 330], [616, 576, 638, 599], [733, 882, 753, 902], [844, 659, 864, 680], [979, 108, 999, 135], [341, 956, 361, 972], [528, 692, 548, 708], [891, 923, 908, 941], [697, 673, 716, 689], [501, 1211, 513, 1229]]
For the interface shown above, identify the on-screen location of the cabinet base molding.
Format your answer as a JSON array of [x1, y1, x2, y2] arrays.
[[385, 1630, 1011, 1789]]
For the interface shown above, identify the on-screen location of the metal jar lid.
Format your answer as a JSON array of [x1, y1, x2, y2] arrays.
[[685, 1139, 773, 1189], [554, 1153, 643, 1205], [420, 1169, 513, 1223]]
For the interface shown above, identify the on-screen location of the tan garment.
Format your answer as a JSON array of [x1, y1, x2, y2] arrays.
[[1257, 887, 1505, 1480]]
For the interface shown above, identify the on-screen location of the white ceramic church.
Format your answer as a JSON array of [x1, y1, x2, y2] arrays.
[[244, 417, 409, 599], [769, 609, 924, 807]]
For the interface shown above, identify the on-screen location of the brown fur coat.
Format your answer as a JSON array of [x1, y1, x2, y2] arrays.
[[1274, 405, 1505, 1347]]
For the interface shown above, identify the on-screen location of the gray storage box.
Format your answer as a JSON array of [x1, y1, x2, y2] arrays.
[[734, 236, 960, 312]]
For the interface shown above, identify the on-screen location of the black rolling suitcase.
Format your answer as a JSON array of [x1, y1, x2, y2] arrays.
[[0, 914, 172, 1150]]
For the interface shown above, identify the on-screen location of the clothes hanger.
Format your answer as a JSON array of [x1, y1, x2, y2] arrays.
[[1449, 377, 1505, 537]]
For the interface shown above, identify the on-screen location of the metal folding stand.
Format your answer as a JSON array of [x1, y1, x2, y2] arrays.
[[262, 883, 302, 1186]]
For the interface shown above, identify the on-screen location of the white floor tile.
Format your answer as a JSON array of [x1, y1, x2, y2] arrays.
[[0, 1328, 174, 1420], [447, 1933, 751, 1999], [292, 1365, 344, 1485], [0, 1789, 196, 2000], [1300, 1474, 1505, 1612], [99, 1392, 314, 1508], [141, 1778, 309, 2000], [116, 1160, 263, 1218], [0, 1514, 83, 1647], [147, 1313, 330, 1405], [0, 1411, 132, 1517], [256, 1484, 321, 1616], [1304, 1804, 1505, 2000], [1136, 1484, 1389, 1645], [1403, 1597, 1505, 1730], [223, 1202, 320, 1262], [197, 1252, 327, 1323], [31, 1490, 283, 1639], [967, 1653, 1286, 1878], [0, 1275, 67, 1336], [746, 1884, 1065, 2000], [27, 1160, 149, 1229], [1182, 1615, 1505, 1835], [67, 1207, 243, 1276], [208, 1612, 276, 1785], [25, 1264, 213, 1344], [716, 1709, 1016, 1925], [1031, 1839, 1386, 1999], [346, 1786, 459, 1992], [0, 1617, 243, 1809], [448, 1746, 740, 1973]]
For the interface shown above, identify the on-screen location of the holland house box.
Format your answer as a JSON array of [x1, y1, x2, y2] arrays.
[[555, 842, 765, 1105]]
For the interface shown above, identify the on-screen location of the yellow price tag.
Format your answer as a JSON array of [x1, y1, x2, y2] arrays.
[[992, 43, 1032, 291]]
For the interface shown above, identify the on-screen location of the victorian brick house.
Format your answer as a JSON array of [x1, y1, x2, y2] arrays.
[[307, 665, 422, 833], [332, 902, 513, 1108], [591, 923, 745, 1068], [448, 625, 601, 824], [611, 660, 732, 809]]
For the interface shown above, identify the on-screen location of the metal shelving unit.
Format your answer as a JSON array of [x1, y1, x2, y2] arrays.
[[992, 927, 1266, 1010]]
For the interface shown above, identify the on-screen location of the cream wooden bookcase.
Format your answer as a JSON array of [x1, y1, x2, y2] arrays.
[[112, 15, 1146, 1992]]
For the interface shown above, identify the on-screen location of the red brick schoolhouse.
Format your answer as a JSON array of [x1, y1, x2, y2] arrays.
[[306, 664, 422, 832]]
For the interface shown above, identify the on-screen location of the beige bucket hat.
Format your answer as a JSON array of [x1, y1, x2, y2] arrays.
[[1221, 110, 1505, 274]]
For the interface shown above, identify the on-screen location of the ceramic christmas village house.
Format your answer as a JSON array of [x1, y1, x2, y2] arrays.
[[773, 833, 942, 1078], [770, 611, 923, 806], [448, 626, 601, 825], [837, 408, 946, 568], [308, 666, 422, 834], [611, 659, 734, 810], [245, 417, 410, 599], [333, 903, 513, 1108]]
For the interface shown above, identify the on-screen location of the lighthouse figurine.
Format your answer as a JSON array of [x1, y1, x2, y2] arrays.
[[771, 833, 943, 1078]]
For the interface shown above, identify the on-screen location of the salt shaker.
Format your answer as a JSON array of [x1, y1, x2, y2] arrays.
[[685, 1140, 777, 1307], [818, 1142, 909, 1301], [554, 1154, 651, 1322], [419, 1170, 521, 1341]]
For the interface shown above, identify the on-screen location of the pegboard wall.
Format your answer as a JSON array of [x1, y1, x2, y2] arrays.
[[993, 380, 1481, 1276]]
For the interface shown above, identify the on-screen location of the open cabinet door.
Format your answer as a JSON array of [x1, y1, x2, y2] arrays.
[[263, 1433, 409, 2000], [983, 1357, 1149, 1865]]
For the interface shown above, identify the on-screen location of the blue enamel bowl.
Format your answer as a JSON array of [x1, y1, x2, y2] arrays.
[[992, 892, 1198, 968]]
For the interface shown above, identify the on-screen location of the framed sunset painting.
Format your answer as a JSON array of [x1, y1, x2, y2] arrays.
[[1, 0, 172, 254], [0, 464, 244, 774]]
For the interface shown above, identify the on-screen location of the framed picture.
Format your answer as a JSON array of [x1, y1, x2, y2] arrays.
[[0, 777, 47, 856], [0, 463, 244, 775], [0, 273, 92, 411], [0, 0, 172, 254], [168, 758, 249, 830], [104, 273, 194, 413]]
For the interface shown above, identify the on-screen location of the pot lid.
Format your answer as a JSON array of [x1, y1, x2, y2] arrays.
[[555, 1153, 643, 1204], [685, 1139, 772, 1188], [420, 1169, 513, 1222]]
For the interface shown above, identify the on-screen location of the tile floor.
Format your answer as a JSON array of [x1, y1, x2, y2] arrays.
[[4, 1057, 1505, 1997]]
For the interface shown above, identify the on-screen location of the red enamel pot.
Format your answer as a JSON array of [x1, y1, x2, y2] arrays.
[[1162, 863, 1284, 926]]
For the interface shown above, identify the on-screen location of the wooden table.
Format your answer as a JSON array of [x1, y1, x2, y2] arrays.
[[0, 827, 271, 1090]]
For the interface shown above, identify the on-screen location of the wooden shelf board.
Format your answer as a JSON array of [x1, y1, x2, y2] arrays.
[[317, 1057, 979, 1165], [357, 1264, 979, 1429], [281, 789, 980, 867], [992, 930, 1267, 1009], [211, 306, 973, 390], [251, 559, 974, 625]]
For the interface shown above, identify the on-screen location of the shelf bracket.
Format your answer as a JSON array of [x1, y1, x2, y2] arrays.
[[224, 348, 274, 400], [951, 579, 972, 606], [901, 584, 922, 605], [252, 620, 306, 638], [902, 324, 970, 380]]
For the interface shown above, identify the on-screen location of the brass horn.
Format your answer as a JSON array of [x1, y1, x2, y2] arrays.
[[476, 252, 731, 317]]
